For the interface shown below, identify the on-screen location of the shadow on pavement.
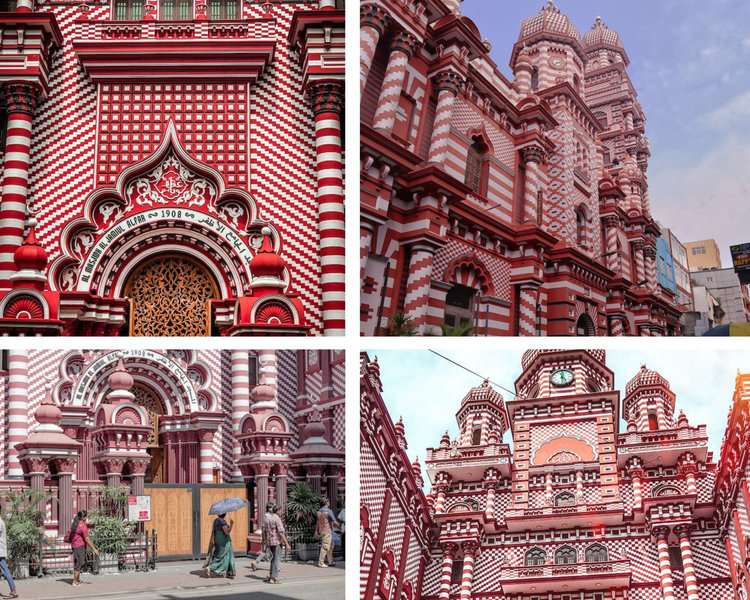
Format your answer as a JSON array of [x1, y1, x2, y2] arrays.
[[157, 594, 341, 600]]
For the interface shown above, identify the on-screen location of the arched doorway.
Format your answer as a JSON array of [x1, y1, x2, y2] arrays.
[[132, 384, 167, 483], [124, 255, 219, 336], [576, 313, 596, 336]]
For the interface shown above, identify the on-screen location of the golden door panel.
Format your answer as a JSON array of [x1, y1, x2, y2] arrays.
[[147, 487, 193, 557], [199, 487, 249, 555]]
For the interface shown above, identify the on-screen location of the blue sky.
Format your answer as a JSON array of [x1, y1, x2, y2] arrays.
[[462, 0, 750, 266], [370, 348, 750, 490]]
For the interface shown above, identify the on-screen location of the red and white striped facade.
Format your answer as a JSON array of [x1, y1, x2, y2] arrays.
[[360, 0, 682, 336], [360, 350, 739, 600], [0, 0, 344, 336], [0, 348, 345, 536]]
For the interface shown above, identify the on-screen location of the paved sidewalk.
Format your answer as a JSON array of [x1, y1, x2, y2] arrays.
[[5, 559, 344, 600]]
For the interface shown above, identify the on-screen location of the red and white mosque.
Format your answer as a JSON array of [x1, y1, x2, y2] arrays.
[[361, 349, 747, 600], [0, 348, 344, 543], [360, 0, 682, 336], [0, 0, 344, 336]]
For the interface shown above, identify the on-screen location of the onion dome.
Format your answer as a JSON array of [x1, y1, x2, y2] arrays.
[[300, 408, 327, 444], [519, 1, 579, 43], [521, 349, 606, 370], [677, 409, 689, 429], [461, 379, 503, 407], [105, 359, 135, 404], [582, 16, 623, 50], [439, 431, 451, 449], [625, 364, 670, 396], [15, 226, 48, 273], [250, 226, 286, 290], [35, 391, 63, 431], [412, 456, 423, 487]]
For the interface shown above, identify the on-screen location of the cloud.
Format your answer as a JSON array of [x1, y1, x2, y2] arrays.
[[703, 90, 750, 130]]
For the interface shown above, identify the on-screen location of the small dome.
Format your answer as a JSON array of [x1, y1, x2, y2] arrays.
[[518, 1, 580, 45], [300, 409, 326, 443], [461, 379, 504, 407], [625, 364, 670, 396], [108, 359, 133, 391], [582, 16, 624, 51], [251, 383, 275, 403], [250, 227, 285, 279], [35, 395, 62, 426], [14, 226, 48, 272]]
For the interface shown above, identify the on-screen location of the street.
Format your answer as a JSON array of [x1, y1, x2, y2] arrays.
[[6, 559, 345, 600]]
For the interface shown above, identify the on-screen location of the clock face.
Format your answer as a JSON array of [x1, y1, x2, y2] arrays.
[[550, 369, 574, 387], [549, 57, 565, 70]]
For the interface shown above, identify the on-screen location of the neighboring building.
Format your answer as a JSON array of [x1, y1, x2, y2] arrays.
[[656, 235, 676, 294], [361, 349, 741, 600], [0, 1, 345, 336], [360, 0, 682, 336], [684, 284, 724, 336], [685, 239, 722, 271], [1, 349, 345, 559], [661, 226, 694, 312], [691, 268, 750, 325]]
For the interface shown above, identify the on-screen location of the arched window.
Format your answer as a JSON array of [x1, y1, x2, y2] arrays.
[[576, 206, 587, 246], [576, 313, 595, 336], [648, 412, 658, 431], [586, 544, 608, 562], [555, 546, 577, 565], [525, 547, 546, 566], [464, 138, 489, 196], [471, 426, 482, 446], [531, 67, 539, 91], [586, 378, 601, 393], [114, 0, 144, 19], [444, 284, 477, 331], [554, 491, 576, 507], [160, 0, 192, 19], [573, 74, 581, 91]]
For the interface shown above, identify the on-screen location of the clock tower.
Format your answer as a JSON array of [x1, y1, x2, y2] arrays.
[[506, 349, 623, 522]]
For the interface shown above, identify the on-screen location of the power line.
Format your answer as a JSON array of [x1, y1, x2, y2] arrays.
[[429, 350, 517, 398]]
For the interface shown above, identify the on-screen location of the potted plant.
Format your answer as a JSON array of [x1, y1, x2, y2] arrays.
[[285, 483, 325, 562], [89, 516, 132, 575], [4, 489, 45, 579]]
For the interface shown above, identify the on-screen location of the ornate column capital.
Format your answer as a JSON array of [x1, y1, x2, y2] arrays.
[[462, 540, 480, 555], [360, 2, 389, 35], [643, 244, 656, 260], [441, 541, 459, 557], [483, 467, 500, 486], [673, 523, 694, 538], [3, 83, 40, 115], [129, 459, 150, 476], [632, 238, 645, 252], [21, 456, 49, 477], [391, 30, 420, 58], [432, 70, 463, 95], [54, 457, 78, 475], [652, 525, 671, 539], [602, 215, 620, 229], [309, 80, 345, 116], [520, 144, 547, 165]]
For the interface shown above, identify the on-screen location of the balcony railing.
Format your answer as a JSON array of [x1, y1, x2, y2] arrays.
[[500, 559, 631, 592], [78, 18, 274, 41]]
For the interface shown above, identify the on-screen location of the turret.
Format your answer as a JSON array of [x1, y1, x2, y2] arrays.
[[581, 16, 629, 71], [456, 380, 509, 447], [623, 365, 676, 431], [511, 1, 584, 95]]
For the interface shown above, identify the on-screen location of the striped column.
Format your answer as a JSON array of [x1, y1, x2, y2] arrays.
[[636, 396, 649, 431], [434, 488, 447, 514], [645, 245, 658, 292], [633, 241, 646, 285], [631, 469, 643, 509], [275, 466, 288, 516], [655, 527, 675, 600], [545, 472, 553, 502], [517, 285, 540, 337], [403, 244, 435, 334], [15, 0, 33, 12], [360, 3, 388, 94], [521, 145, 545, 225], [427, 71, 462, 165], [676, 526, 700, 600], [0, 84, 38, 289], [460, 542, 478, 600], [603, 216, 620, 273], [231, 350, 251, 479], [372, 31, 418, 132], [437, 544, 456, 600], [679, 455, 698, 495], [258, 350, 278, 392], [484, 486, 495, 521], [310, 81, 345, 335], [199, 430, 215, 483], [576, 470, 584, 499], [56, 459, 77, 535], [6, 349, 29, 478]]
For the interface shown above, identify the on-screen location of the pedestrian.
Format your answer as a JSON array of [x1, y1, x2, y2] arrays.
[[0, 508, 17, 598], [337, 506, 346, 559], [67, 511, 98, 587], [206, 513, 236, 579], [315, 498, 337, 568], [261, 503, 289, 584]]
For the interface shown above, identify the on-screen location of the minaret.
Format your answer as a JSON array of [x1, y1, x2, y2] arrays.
[[510, 1, 584, 95], [623, 365, 676, 432]]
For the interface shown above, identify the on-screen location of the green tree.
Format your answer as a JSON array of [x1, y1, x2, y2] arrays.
[[385, 313, 417, 336]]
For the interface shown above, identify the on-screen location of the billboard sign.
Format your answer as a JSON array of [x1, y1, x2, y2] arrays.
[[731, 243, 750, 285]]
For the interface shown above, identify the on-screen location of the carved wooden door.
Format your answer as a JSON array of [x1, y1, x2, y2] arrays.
[[125, 255, 217, 336]]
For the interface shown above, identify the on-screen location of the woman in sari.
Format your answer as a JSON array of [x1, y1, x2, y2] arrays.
[[206, 514, 236, 578]]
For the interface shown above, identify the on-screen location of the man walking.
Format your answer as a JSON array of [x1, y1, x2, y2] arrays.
[[315, 498, 337, 568], [0, 510, 18, 598], [261, 503, 289, 584]]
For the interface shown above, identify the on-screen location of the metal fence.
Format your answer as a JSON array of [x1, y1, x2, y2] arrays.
[[26, 531, 157, 577]]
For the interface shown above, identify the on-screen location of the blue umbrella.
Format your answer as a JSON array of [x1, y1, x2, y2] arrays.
[[208, 497, 248, 515]]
